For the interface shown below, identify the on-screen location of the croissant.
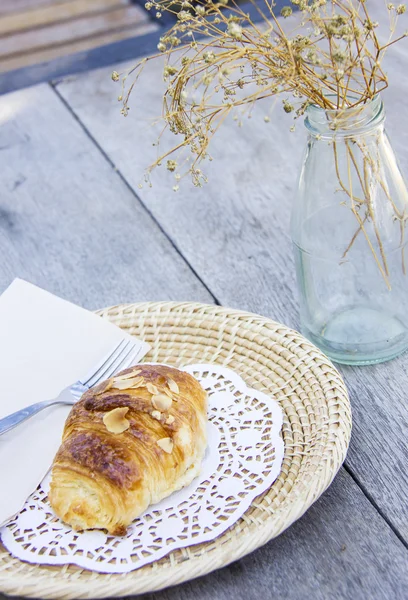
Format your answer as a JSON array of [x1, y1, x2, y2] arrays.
[[49, 364, 207, 535]]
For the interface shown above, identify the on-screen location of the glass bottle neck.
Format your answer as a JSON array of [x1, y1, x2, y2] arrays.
[[305, 95, 385, 138]]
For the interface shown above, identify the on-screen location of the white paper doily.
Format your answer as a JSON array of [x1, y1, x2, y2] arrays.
[[0, 364, 284, 573]]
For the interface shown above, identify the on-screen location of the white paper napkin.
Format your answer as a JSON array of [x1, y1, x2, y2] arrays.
[[0, 279, 150, 527]]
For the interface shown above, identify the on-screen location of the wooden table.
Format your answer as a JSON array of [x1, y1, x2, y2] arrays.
[[1, 21, 408, 600], [0, 0, 157, 75]]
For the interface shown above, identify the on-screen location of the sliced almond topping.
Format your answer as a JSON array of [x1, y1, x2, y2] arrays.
[[152, 394, 172, 411], [167, 378, 179, 394], [116, 369, 142, 380], [146, 383, 159, 395], [165, 415, 175, 425], [163, 387, 173, 398], [103, 407, 130, 434], [151, 410, 161, 421], [95, 380, 113, 395], [112, 380, 130, 390], [130, 376, 144, 388], [157, 437, 173, 453], [112, 376, 144, 390]]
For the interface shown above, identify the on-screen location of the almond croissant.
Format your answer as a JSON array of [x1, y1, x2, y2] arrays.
[[49, 364, 207, 535]]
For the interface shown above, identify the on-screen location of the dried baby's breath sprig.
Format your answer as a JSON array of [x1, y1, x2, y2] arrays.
[[113, 0, 406, 187], [111, 1, 408, 288], [167, 159, 178, 171]]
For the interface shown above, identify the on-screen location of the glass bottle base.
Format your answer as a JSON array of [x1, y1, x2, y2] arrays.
[[302, 306, 408, 365]]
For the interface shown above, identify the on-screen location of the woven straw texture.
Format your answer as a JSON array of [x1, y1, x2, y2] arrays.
[[0, 301, 351, 600]]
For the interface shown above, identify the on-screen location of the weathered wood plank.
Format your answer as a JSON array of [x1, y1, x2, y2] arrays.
[[0, 22, 158, 73], [56, 55, 300, 321], [0, 0, 127, 37], [56, 37, 408, 542], [0, 6, 149, 61], [0, 83, 213, 308], [0, 28, 162, 94], [0, 0, 70, 16]]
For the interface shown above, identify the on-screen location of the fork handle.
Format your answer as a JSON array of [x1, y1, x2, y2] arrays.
[[0, 388, 73, 436]]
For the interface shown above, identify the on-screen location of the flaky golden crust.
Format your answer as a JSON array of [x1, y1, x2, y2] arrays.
[[49, 364, 207, 535]]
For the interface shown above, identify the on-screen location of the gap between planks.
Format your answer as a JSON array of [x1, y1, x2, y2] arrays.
[[50, 82, 222, 306], [0, 0, 129, 37]]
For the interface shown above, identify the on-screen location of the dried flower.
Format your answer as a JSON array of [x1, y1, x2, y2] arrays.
[[111, 71, 120, 82], [332, 50, 347, 63], [227, 22, 243, 39], [280, 6, 293, 17], [203, 51, 215, 63], [283, 99, 294, 113], [178, 10, 192, 20], [363, 18, 379, 32], [163, 65, 178, 78], [167, 159, 178, 172], [116, 0, 408, 190], [202, 72, 214, 85]]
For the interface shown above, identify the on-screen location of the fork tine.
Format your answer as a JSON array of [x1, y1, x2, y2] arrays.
[[79, 339, 127, 387], [88, 340, 138, 387], [118, 346, 143, 372]]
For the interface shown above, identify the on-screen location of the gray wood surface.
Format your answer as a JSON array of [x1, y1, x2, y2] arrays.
[[1, 24, 408, 600], [134, 471, 408, 600], [0, 83, 212, 308], [56, 45, 408, 546]]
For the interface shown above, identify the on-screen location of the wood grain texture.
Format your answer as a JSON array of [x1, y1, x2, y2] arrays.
[[0, 0, 127, 37], [0, 6, 148, 60], [0, 27, 162, 95], [56, 56, 300, 324], [0, 83, 212, 308], [56, 39, 408, 543], [0, 22, 158, 73], [0, 0, 154, 75], [0, 0, 70, 16]]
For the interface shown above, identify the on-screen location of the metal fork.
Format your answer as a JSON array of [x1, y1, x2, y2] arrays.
[[0, 338, 142, 436]]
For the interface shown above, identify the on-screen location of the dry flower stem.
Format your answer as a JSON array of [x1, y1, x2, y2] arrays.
[[112, 0, 407, 282]]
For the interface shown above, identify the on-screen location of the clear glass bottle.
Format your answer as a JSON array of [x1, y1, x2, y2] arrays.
[[291, 96, 408, 365]]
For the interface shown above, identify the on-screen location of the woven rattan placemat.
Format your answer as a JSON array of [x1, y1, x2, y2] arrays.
[[0, 301, 351, 599]]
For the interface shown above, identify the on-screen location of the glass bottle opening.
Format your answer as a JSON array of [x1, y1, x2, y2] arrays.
[[305, 95, 384, 137]]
